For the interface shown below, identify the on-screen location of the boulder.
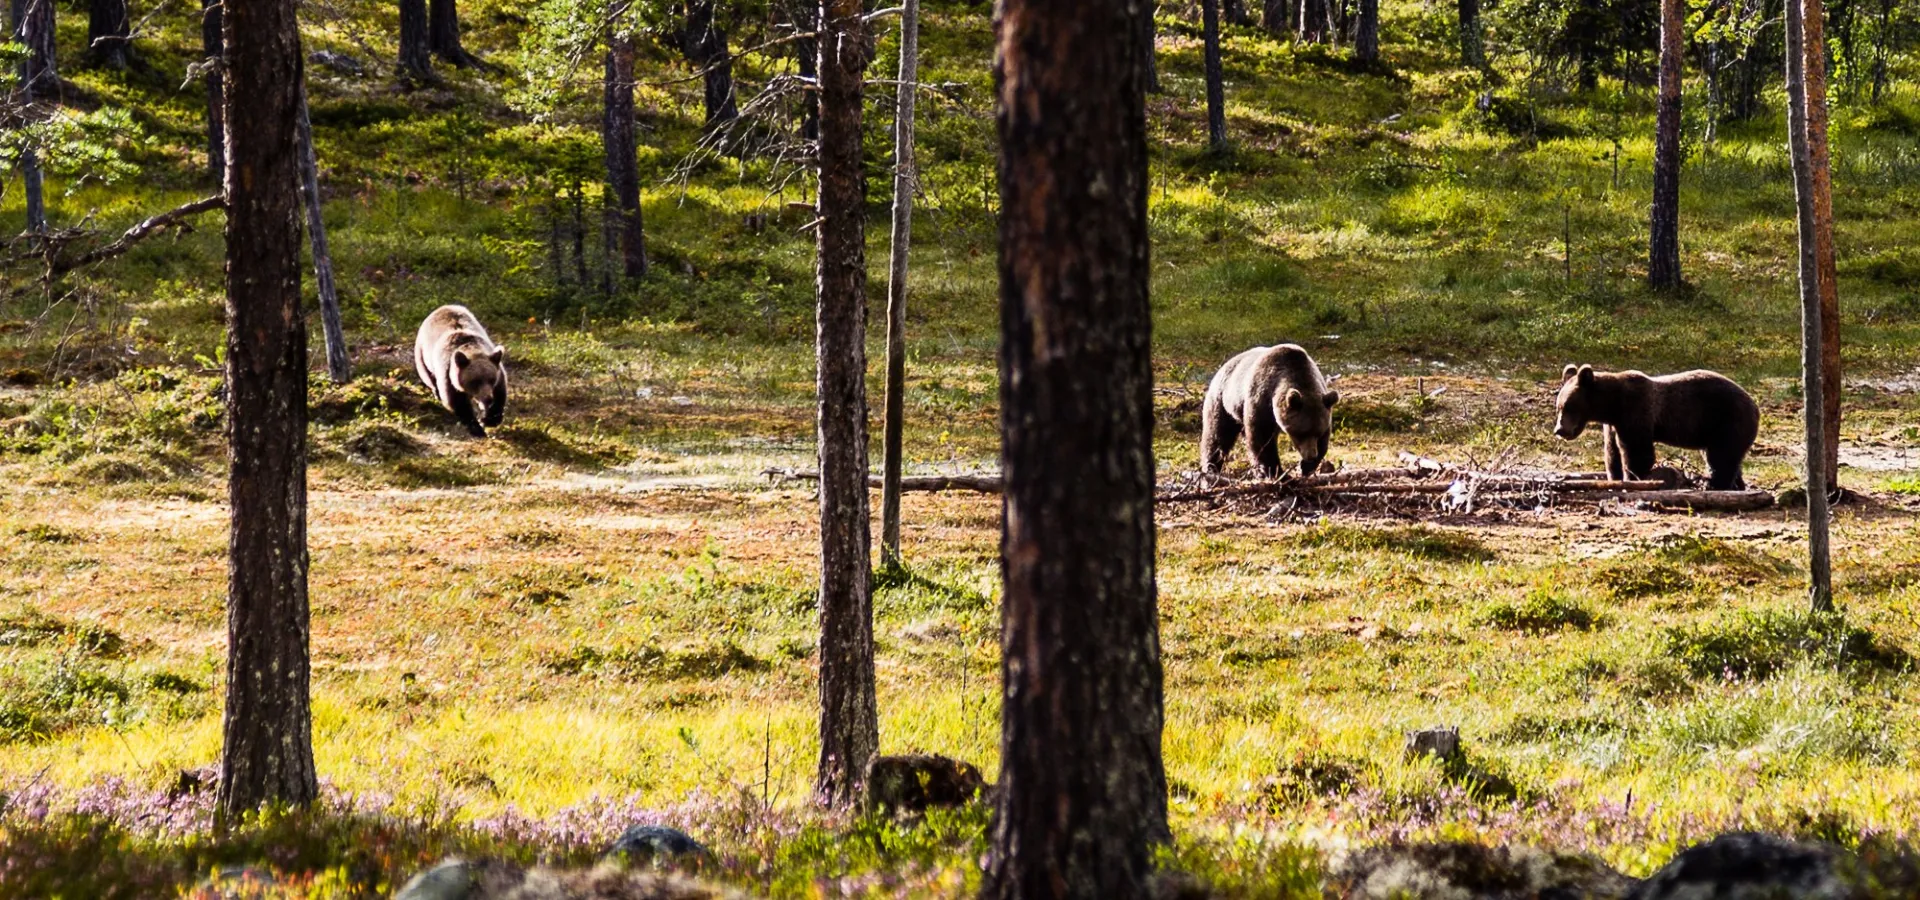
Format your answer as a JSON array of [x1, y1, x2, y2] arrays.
[[1627, 831, 1920, 900], [187, 866, 277, 900], [396, 858, 528, 900], [863, 753, 986, 816], [604, 825, 712, 869], [1330, 842, 1635, 900]]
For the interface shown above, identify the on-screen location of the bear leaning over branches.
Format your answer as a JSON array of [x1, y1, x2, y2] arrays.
[[1201, 344, 1339, 478]]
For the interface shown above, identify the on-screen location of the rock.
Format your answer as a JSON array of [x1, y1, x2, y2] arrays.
[[396, 858, 528, 900], [1404, 725, 1462, 764], [604, 825, 712, 869], [1628, 832, 1894, 900], [309, 49, 366, 76], [1330, 842, 1635, 900], [863, 753, 986, 815], [187, 866, 277, 900]]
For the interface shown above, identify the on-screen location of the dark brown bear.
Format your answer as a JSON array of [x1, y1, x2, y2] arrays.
[[1201, 344, 1339, 477], [414, 304, 508, 438], [1553, 365, 1759, 490]]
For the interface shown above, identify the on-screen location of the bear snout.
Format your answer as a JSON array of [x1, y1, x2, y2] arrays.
[[1553, 422, 1581, 440], [1298, 455, 1323, 476]]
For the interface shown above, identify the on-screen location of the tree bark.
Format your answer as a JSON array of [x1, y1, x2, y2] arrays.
[[1786, 0, 1834, 611], [398, 0, 431, 79], [1299, 0, 1330, 43], [677, 0, 739, 128], [813, 0, 877, 808], [1804, 0, 1841, 493], [217, 0, 318, 818], [1355, 0, 1379, 61], [428, 0, 473, 66], [297, 91, 351, 385], [603, 36, 647, 279], [984, 0, 1169, 893], [12, 0, 52, 235], [202, 0, 225, 185], [87, 0, 131, 69], [1137, 0, 1160, 92], [1648, 0, 1684, 290], [1457, 0, 1485, 68], [880, 0, 919, 568], [1224, 0, 1253, 25], [1264, 0, 1293, 36], [1203, 0, 1227, 150], [791, 0, 819, 141]]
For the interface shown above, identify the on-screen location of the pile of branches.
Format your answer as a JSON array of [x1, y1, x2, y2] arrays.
[[766, 450, 1778, 518]]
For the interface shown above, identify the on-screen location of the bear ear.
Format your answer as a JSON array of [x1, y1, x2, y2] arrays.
[[453, 350, 471, 369], [1284, 388, 1305, 412], [1577, 364, 1595, 386], [490, 346, 505, 364], [1322, 390, 1339, 408], [1562, 364, 1578, 382]]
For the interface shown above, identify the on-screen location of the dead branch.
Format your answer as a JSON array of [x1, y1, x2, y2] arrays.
[[763, 467, 1002, 493], [45, 195, 225, 276], [1579, 489, 1777, 511]]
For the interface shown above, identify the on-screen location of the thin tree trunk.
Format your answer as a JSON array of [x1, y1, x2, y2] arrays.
[[571, 174, 588, 287], [398, 0, 431, 79], [813, 0, 877, 807], [1264, 0, 1294, 36], [297, 91, 351, 385], [1299, 0, 1330, 42], [1648, 0, 1684, 290], [428, 0, 472, 66], [1804, 0, 1841, 493], [87, 0, 131, 68], [1786, 0, 1834, 610], [1355, 0, 1379, 61], [1203, 0, 1227, 151], [984, 0, 1169, 892], [792, 0, 819, 141], [203, 0, 225, 185], [218, 0, 318, 818], [678, 0, 739, 128], [604, 36, 647, 279], [13, 0, 51, 235], [1457, 0, 1484, 67], [1137, 0, 1160, 92], [880, 0, 919, 567], [1224, 0, 1252, 25]]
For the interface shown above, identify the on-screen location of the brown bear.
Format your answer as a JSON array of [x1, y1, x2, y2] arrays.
[[414, 304, 508, 438], [1201, 344, 1339, 477], [1553, 365, 1759, 490]]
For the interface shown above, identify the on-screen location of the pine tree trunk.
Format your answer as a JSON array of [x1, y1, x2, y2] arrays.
[[202, 0, 225, 185], [1803, 0, 1841, 493], [87, 0, 130, 68], [1137, 0, 1160, 92], [984, 0, 1169, 892], [1457, 0, 1485, 67], [1203, 0, 1227, 150], [218, 0, 318, 818], [428, 0, 472, 66], [813, 0, 877, 807], [1648, 0, 1684, 290], [1299, 0, 1330, 43], [1355, 0, 1379, 61], [1786, 0, 1834, 611], [1224, 0, 1253, 26], [399, 0, 431, 79], [13, 0, 52, 235], [603, 37, 647, 279], [792, 0, 820, 141], [679, 0, 739, 128], [1264, 0, 1293, 37], [297, 91, 352, 385], [880, 0, 919, 567]]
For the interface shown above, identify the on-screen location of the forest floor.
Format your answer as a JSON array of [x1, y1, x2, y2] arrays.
[[8, 0, 1920, 895]]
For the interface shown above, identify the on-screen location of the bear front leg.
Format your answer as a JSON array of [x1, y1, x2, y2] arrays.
[[1620, 433, 1656, 481], [1245, 411, 1284, 479], [449, 391, 487, 438], [484, 379, 507, 428], [1704, 445, 1747, 491], [1603, 426, 1624, 480], [1199, 399, 1240, 475]]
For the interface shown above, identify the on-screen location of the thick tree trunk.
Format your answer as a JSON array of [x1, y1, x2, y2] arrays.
[[1137, 0, 1160, 92], [1457, 0, 1484, 67], [297, 91, 351, 385], [12, 0, 52, 235], [398, 0, 431, 79], [1804, 0, 1841, 493], [1355, 0, 1379, 61], [677, 0, 739, 128], [984, 0, 1169, 893], [1298, 0, 1330, 43], [87, 0, 131, 69], [813, 0, 877, 807], [880, 0, 919, 567], [1648, 0, 1684, 290], [202, 0, 225, 184], [218, 0, 318, 818], [603, 37, 647, 279], [1786, 0, 1834, 611], [428, 0, 473, 66], [1203, 0, 1227, 150]]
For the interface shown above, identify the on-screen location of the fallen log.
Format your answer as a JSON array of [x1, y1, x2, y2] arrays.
[[1573, 489, 1777, 512], [763, 467, 1003, 494]]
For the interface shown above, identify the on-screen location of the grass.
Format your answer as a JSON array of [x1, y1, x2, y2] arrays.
[[6, 0, 1920, 895]]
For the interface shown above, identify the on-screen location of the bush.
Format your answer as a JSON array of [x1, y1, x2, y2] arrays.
[[1476, 589, 1597, 633], [1663, 609, 1910, 680]]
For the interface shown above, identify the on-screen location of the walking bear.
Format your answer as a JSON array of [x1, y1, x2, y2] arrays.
[[1201, 344, 1339, 478], [414, 304, 508, 438], [1553, 365, 1759, 490]]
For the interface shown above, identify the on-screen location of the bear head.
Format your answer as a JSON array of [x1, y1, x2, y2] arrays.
[[1275, 387, 1339, 475], [450, 345, 506, 423], [1553, 364, 1596, 439]]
